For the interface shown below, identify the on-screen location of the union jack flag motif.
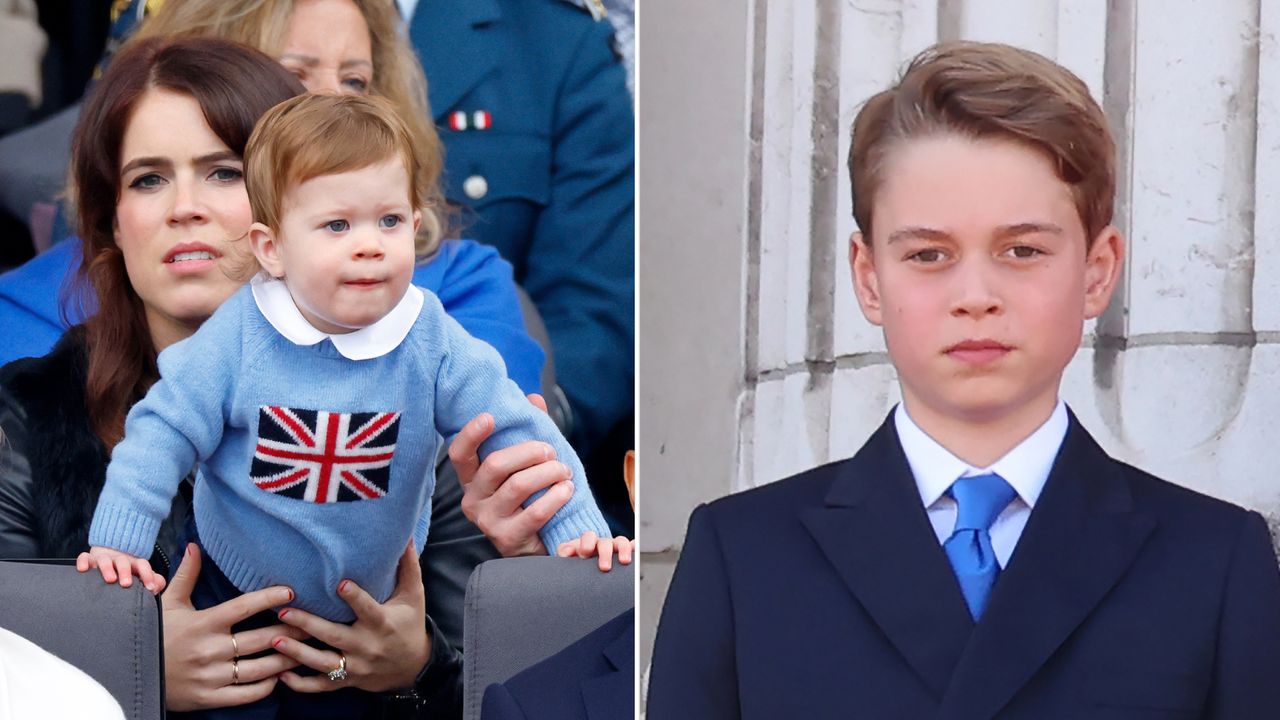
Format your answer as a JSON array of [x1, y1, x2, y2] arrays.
[[250, 406, 401, 503]]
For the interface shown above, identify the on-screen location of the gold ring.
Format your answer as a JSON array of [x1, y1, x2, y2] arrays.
[[231, 658, 240, 685], [327, 653, 348, 682], [230, 632, 239, 658]]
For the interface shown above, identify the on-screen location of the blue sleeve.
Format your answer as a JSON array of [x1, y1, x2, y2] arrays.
[[526, 19, 635, 452], [87, 295, 242, 556], [0, 240, 89, 366], [413, 240, 544, 395], [426, 291, 608, 552]]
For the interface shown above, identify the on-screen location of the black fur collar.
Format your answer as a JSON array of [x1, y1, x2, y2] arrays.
[[1, 328, 110, 557]]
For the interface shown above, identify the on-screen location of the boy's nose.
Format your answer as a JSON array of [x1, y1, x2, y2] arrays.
[[950, 261, 1003, 317]]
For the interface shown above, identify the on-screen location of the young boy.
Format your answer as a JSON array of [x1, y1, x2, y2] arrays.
[[78, 94, 613, 626], [648, 42, 1280, 718]]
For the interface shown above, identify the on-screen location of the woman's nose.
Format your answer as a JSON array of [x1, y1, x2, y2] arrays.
[[300, 71, 342, 96], [167, 178, 205, 225]]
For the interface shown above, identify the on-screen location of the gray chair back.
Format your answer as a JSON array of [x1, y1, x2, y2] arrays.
[[0, 561, 163, 719], [462, 556, 634, 720]]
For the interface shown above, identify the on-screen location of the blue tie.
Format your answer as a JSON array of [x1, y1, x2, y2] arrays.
[[943, 472, 1016, 621]]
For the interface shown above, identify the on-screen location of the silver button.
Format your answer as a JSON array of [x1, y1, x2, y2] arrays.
[[463, 175, 488, 200]]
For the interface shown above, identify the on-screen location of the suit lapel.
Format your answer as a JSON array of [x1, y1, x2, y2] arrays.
[[581, 610, 634, 720], [410, 0, 501, 119], [937, 414, 1156, 720], [800, 416, 975, 699]]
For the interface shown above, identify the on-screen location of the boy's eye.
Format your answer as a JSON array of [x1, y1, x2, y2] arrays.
[[128, 173, 164, 190], [326, 219, 349, 233], [1004, 245, 1044, 259], [210, 167, 242, 183], [906, 248, 947, 264], [379, 214, 402, 229]]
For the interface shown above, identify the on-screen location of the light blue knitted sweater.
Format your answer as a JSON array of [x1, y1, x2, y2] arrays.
[[88, 282, 607, 621]]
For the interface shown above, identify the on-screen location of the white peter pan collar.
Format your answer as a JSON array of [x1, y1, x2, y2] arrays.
[[250, 273, 422, 360]]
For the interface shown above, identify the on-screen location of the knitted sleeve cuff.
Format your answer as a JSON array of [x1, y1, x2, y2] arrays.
[[86, 503, 162, 558], [536, 489, 611, 553]]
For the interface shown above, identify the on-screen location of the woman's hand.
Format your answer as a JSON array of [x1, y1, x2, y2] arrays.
[[162, 543, 306, 712], [271, 542, 430, 694], [449, 393, 574, 557]]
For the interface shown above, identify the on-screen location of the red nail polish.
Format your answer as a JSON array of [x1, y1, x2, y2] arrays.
[[286, 588, 294, 602], [272, 638, 284, 649], [338, 580, 349, 594], [279, 609, 290, 620]]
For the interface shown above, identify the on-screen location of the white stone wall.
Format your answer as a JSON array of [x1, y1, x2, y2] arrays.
[[639, 0, 1280, 679]]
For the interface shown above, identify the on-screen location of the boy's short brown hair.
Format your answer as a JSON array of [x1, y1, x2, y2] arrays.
[[245, 93, 441, 257], [849, 41, 1115, 245]]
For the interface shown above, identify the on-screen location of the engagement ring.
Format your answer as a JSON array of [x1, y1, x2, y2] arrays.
[[327, 654, 348, 682]]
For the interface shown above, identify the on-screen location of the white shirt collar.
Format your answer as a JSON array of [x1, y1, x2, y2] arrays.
[[250, 273, 422, 360], [395, 0, 418, 21], [894, 400, 1068, 510]]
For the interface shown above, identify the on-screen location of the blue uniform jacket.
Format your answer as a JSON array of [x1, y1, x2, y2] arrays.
[[411, 0, 635, 453], [0, 238, 545, 394]]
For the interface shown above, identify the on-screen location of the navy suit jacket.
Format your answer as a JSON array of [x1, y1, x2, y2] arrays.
[[481, 608, 634, 720], [647, 411, 1280, 719], [410, 0, 635, 453]]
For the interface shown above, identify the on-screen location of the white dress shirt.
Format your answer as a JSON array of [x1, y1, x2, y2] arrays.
[[894, 401, 1069, 568]]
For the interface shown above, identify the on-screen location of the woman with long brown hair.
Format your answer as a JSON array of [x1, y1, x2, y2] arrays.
[[0, 34, 572, 718], [0, 0, 542, 395]]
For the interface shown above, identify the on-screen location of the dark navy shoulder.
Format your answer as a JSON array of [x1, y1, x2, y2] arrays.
[[701, 458, 854, 524], [1118, 458, 1259, 532]]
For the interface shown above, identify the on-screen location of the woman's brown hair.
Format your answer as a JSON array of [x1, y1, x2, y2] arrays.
[[70, 35, 303, 449]]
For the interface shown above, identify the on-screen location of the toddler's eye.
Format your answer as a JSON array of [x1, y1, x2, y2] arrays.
[[380, 214, 403, 229], [326, 219, 349, 233]]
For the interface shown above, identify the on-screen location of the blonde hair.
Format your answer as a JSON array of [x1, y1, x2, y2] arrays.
[[850, 41, 1115, 245], [246, 94, 431, 255], [133, 0, 444, 255]]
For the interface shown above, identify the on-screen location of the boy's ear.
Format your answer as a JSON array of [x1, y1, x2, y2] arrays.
[[623, 449, 635, 511], [412, 209, 422, 234], [849, 231, 884, 326], [1082, 225, 1125, 319], [248, 222, 284, 278]]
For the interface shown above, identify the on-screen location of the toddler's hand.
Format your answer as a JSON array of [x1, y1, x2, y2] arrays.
[[76, 546, 166, 594], [556, 531, 635, 572]]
